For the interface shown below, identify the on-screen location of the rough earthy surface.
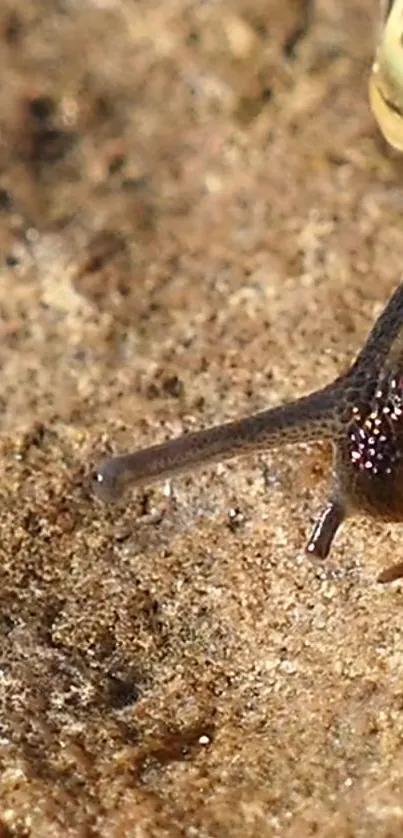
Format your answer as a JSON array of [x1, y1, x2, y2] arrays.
[[1, 0, 403, 836]]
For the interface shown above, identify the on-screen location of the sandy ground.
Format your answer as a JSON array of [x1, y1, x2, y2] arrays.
[[2, 0, 403, 835]]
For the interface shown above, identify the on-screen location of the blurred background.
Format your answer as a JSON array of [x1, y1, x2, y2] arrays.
[[0, 0, 387, 433]]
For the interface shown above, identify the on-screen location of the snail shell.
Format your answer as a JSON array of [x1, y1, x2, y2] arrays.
[[369, 0, 403, 150]]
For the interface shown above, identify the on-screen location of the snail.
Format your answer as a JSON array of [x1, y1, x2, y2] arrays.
[[369, 0, 403, 150], [93, 283, 403, 581]]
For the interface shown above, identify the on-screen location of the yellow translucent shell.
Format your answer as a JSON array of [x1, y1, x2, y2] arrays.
[[369, 0, 403, 150]]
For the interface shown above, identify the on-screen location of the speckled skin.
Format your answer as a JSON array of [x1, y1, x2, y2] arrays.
[[336, 375, 403, 520], [333, 282, 403, 518], [94, 283, 403, 565]]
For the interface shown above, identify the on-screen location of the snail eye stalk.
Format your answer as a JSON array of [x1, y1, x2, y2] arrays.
[[92, 284, 403, 580]]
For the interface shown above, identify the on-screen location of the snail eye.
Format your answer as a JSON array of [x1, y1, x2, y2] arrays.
[[369, 0, 403, 151]]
